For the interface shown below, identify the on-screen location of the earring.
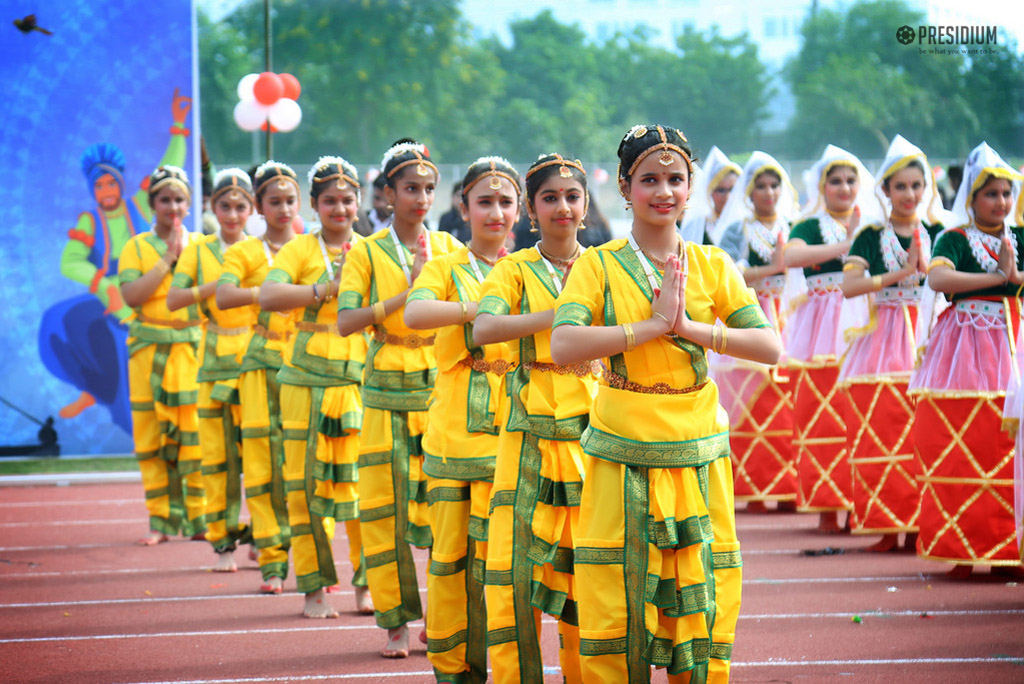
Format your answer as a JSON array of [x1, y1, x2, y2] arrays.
[[386, 204, 394, 211], [624, 201, 632, 211], [578, 213, 588, 230], [529, 217, 538, 233]]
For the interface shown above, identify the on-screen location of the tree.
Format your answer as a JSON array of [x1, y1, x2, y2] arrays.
[[785, 0, 984, 158]]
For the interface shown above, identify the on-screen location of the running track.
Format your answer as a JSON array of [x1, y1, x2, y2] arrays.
[[1, 481, 1022, 683]]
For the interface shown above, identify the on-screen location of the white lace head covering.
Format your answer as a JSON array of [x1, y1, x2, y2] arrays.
[[874, 134, 948, 225], [717, 151, 799, 231], [683, 146, 741, 244], [801, 144, 880, 226], [951, 141, 1023, 228]]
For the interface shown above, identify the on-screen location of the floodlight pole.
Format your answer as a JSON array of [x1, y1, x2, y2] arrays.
[[265, 0, 273, 160]]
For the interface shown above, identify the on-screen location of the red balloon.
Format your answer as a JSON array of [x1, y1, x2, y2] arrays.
[[279, 73, 301, 101], [253, 72, 284, 106]]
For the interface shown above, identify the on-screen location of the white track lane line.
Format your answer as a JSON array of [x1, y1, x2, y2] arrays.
[[3, 609, 1022, 643], [0, 518, 147, 527]]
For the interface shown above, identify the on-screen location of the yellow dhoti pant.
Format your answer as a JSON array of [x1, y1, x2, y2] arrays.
[[129, 342, 205, 536], [199, 379, 248, 551], [282, 383, 366, 593], [486, 428, 584, 684], [575, 456, 739, 684], [426, 476, 491, 683], [358, 406, 432, 628], [239, 367, 290, 581]]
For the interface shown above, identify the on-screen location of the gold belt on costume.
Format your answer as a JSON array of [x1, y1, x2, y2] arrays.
[[372, 328, 436, 349], [137, 313, 200, 330], [458, 357, 515, 375], [254, 324, 290, 341], [523, 360, 600, 378], [206, 322, 250, 336], [602, 370, 706, 396], [296, 321, 341, 335]]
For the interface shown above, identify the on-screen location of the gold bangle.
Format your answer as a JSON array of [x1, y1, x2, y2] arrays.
[[190, 285, 201, 303], [710, 323, 719, 353], [652, 311, 670, 327], [153, 259, 171, 275], [372, 301, 386, 324], [250, 286, 260, 304], [323, 282, 336, 301], [718, 324, 728, 354], [458, 301, 468, 324], [622, 323, 636, 352], [872, 275, 883, 291]]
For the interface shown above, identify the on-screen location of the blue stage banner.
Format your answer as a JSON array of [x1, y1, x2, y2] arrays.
[[0, 1, 200, 456]]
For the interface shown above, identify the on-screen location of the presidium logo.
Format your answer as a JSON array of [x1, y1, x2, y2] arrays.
[[896, 24, 999, 47]]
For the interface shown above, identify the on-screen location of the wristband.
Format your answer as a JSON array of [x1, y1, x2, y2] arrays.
[[153, 260, 171, 276], [191, 285, 201, 303], [372, 301, 386, 324]]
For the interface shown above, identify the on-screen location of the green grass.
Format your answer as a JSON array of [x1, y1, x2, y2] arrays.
[[0, 457, 137, 475]]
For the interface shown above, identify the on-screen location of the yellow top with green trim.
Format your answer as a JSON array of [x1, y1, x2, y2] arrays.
[[265, 232, 367, 387], [553, 239, 769, 468], [337, 227, 462, 411], [219, 236, 297, 373], [171, 234, 255, 382], [407, 246, 513, 480], [118, 231, 201, 354], [477, 247, 598, 441]]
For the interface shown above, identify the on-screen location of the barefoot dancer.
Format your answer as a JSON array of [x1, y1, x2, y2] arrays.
[[839, 136, 946, 553], [783, 145, 878, 533], [168, 169, 255, 571], [261, 156, 372, 617], [404, 157, 519, 682], [551, 125, 781, 683], [910, 142, 1024, 578], [475, 153, 596, 683], [118, 165, 205, 545], [217, 161, 299, 593], [337, 141, 461, 658]]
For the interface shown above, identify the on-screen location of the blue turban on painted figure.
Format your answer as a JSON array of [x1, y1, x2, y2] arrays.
[[37, 91, 192, 436]]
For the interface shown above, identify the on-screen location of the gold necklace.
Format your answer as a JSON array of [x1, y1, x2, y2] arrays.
[[537, 242, 581, 268], [639, 236, 683, 270], [468, 246, 499, 267]]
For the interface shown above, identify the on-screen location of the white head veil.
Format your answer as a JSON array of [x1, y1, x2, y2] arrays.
[[680, 146, 741, 244], [800, 144, 881, 227], [717, 151, 800, 233], [950, 141, 1023, 228], [874, 134, 951, 226]]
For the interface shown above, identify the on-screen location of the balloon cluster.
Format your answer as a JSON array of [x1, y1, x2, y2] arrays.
[[233, 72, 302, 133]]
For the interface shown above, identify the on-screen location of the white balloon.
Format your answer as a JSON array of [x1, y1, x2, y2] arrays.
[[267, 98, 302, 132], [233, 99, 267, 132], [236, 73, 259, 101]]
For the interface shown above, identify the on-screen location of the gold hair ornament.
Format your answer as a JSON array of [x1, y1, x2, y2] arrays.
[[463, 159, 520, 197], [526, 154, 586, 181]]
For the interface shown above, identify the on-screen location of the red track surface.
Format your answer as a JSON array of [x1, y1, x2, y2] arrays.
[[1, 484, 1022, 683]]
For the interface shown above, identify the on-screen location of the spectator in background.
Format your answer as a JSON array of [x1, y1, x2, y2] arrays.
[[579, 194, 612, 247], [358, 173, 392, 235], [942, 164, 963, 210], [437, 181, 469, 243]]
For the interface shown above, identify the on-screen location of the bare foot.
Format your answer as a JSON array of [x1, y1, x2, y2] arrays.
[[303, 588, 339, 618], [248, 545, 259, 562], [355, 585, 374, 614], [259, 576, 284, 594], [865, 534, 899, 553], [189, 530, 208, 541], [59, 391, 95, 419], [138, 531, 168, 546], [419, 628, 427, 644], [214, 551, 238, 573], [947, 564, 973, 580], [817, 512, 841, 534], [381, 625, 409, 658], [746, 501, 768, 513], [901, 532, 918, 553], [324, 583, 342, 594]]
